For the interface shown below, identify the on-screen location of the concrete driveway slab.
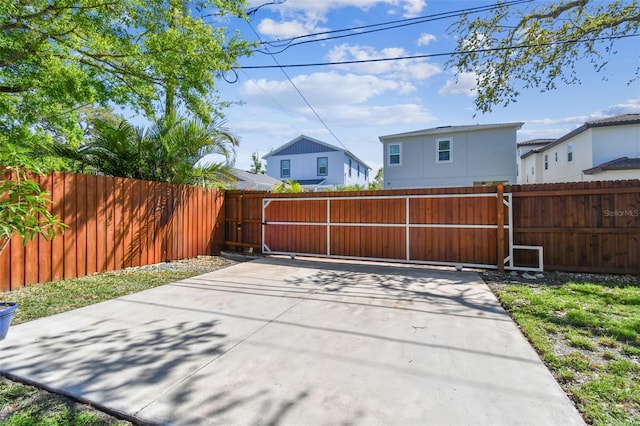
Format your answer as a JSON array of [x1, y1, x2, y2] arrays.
[[0, 257, 584, 425]]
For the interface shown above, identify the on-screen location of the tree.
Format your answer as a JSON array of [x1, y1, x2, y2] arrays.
[[0, 144, 65, 256], [249, 152, 265, 174], [274, 180, 304, 193], [368, 167, 384, 190], [0, 0, 253, 145], [40, 113, 239, 188], [448, 1, 640, 113]]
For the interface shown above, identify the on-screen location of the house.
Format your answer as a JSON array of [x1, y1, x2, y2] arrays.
[[263, 135, 371, 190], [379, 122, 523, 189], [516, 139, 554, 184], [519, 114, 640, 184], [228, 168, 281, 191]]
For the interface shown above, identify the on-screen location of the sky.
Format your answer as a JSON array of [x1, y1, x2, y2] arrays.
[[209, 0, 640, 173]]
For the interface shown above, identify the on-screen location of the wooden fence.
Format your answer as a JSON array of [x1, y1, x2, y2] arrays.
[[0, 171, 225, 291], [225, 180, 640, 274], [510, 180, 639, 274], [2, 174, 638, 291]]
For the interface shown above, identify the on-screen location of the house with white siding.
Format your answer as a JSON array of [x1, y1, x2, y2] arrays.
[[519, 114, 640, 184], [379, 122, 523, 189], [263, 135, 370, 190]]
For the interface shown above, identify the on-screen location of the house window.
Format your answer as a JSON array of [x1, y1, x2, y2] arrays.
[[280, 159, 290, 178], [437, 139, 452, 163], [389, 143, 401, 165], [567, 144, 573, 162], [516, 164, 519, 177], [317, 157, 328, 176], [365, 168, 368, 179], [544, 154, 548, 170], [348, 159, 352, 177], [357, 164, 360, 177], [531, 166, 534, 175], [555, 152, 558, 162]]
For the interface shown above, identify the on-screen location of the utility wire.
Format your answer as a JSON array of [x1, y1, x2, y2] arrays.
[[254, 0, 533, 54], [246, 21, 348, 150], [239, 33, 640, 69]]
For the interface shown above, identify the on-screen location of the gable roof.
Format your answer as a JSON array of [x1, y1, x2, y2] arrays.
[[378, 122, 524, 141], [230, 168, 281, 191], [583, 157, 640, 175], [536, 114, 640, 154], [263, 135, 371, 170]]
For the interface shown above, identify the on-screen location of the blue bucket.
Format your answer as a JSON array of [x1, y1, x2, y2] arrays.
[[0, 302, 18, 340]]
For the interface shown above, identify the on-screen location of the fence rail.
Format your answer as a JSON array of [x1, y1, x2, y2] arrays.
[[0, 171, 225, 291], [226, 180, 640, 274], [2, 174, 638, 291]]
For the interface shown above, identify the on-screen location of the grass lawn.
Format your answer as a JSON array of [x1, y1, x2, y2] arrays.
[[496, 282, 640, 425], [0, 257, 235, 425]]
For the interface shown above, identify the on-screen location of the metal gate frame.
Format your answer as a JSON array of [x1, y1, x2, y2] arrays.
[[261, 191, 543, 272]]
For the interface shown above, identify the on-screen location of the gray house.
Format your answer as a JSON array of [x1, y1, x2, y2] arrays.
[[379, 122, 523, 189], [264, 135, 370, 190], [229, 168, 281, 191]]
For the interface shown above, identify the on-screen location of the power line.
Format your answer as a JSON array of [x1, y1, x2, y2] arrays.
[[239, 34, 640, 69], [246, 21, 348, 150], [254, 0, 533, 54]]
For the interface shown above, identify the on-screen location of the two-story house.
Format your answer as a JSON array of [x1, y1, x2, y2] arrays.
[[379, 122, 523, 189], [519, 114, 640, 184], [264, 135, 371, 190]]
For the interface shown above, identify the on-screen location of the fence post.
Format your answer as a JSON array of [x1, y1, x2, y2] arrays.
[[496, 184, 505, 272]]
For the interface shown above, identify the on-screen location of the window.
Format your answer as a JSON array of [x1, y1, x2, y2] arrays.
[[317, 157, 328, 176], [516, 164, 519, 177], [357, 164, 360, 177], [544, 154, 548, 170], [437, 139, 452, 163], [531, 166, 534, 175], [280, 160, 290, 178], [567, 144, 573, 162], [389, 143, 401, 165], [365, 168, 368, 179], [348, 159, 352, 177], [555, 152, 558, 162]]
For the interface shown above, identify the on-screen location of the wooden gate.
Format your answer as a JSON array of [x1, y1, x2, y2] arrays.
[[261, 186, 542, 271]]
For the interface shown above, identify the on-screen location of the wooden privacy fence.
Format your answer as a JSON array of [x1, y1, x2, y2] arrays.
[[0, 171, 225, 291], [510, 180, 639, 274], [225, 180, 640, 274]]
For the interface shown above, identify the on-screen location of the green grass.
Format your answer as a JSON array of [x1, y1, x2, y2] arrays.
[[0, 377, 127, 425], [496, 282, 640, 425], [1, 259, 234, 425], [1, 270, 201, 325]]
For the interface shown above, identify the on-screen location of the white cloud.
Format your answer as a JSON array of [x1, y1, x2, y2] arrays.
[[317, 103, 435, 126], [327, 44, 441, 80], [603, 98, 640, 115], [417, 33, 436, 46], [438, 72, 477, 97], [401, 0, 426, 17], [240, 71, 416, 108], [252, 0, 428, 39], [257, 18, 329, 39]]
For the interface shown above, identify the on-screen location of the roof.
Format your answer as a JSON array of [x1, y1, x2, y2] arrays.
[[263, 135, 371, 170], [583, 157, 640, 175], [517, 139, 555, 148], [296, 179, 327, 185], [378, 122, 524, 141], [230, 168, 281, 191], [536, 114, 640, 154]]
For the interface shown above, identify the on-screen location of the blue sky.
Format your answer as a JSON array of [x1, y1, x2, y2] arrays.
[[213, 0, 640, 172]]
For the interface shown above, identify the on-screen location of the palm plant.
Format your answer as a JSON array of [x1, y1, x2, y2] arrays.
[[36, 114, 238, 188]]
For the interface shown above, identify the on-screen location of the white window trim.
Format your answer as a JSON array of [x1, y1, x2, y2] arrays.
[[280, 159, 290, 178], [317, 156, 328, 176], [567, 143, 573, 162], [436, 138, 453, 163], [388, 142, 402, 166]]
